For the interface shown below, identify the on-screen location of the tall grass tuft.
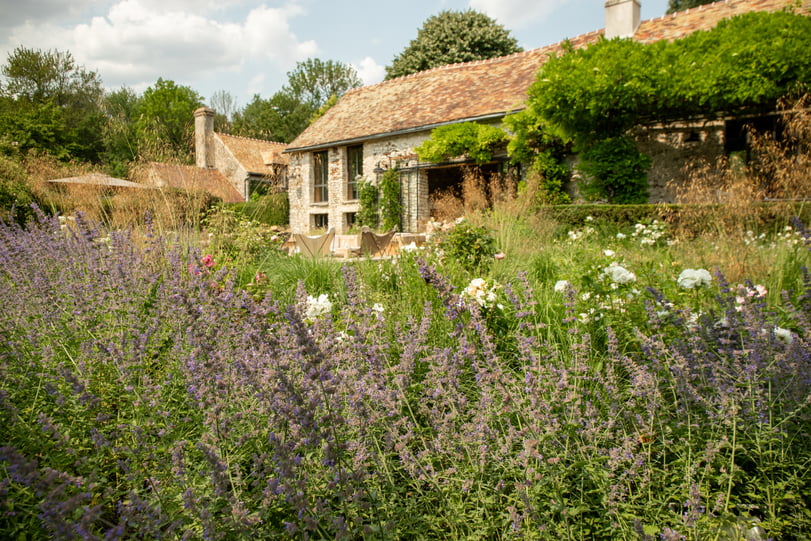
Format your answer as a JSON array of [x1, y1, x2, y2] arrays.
[[1, 208, 810, 539]]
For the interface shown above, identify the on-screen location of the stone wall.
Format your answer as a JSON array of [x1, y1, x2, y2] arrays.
[[287, 131, 432, 234], [635, 121, 726, 203], [287, 121, 730, 233]]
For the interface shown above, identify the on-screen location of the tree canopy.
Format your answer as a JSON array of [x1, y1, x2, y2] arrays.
[[0, 47, 105, 161], [135, 78, 203, 161], [667, 0, 716, 14], [385, 10, 522, 80], [233, 58, 361, 143]]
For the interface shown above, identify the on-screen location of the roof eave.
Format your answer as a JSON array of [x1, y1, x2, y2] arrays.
[[283, 110, 519, 154]]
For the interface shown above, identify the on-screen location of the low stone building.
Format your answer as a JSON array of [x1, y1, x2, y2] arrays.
[[142, 107, 288, 203], [284, 0, 808, 234]]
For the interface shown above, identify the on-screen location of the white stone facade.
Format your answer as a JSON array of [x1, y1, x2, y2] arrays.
[[287, 131, 432, 234]]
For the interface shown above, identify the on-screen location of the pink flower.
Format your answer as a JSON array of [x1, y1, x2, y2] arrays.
[[201, 254, 215, 268], [494, 252, 506, 260]]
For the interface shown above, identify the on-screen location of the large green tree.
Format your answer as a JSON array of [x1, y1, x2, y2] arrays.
[[667, 0, 716, 14], [233, 59, 361, 143], [102, 86, 141, 177], [0, 47, 105, 162], [232, 92, 313, 143], [385, 10, 522, 80], [209, 89, 238, 133], [285, 58, 361, 107], [135, 78, 203, 161]]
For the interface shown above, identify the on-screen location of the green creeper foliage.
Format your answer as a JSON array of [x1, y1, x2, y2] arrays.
[[504, 110, 571, 204], [379, 168, 402, 231], [523, 11, 811, 149], [415, 122, 508, 164], [386, 10, 522, 80], [356, 178, 379, 229], [509, 11, 811, 204], [576, 136, 651, 204]]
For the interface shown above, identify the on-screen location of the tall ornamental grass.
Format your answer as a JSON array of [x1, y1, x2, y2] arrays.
[[1, 211, 810, 540]]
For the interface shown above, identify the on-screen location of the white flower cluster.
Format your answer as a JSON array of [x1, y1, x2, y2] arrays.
[[567, 226, 596, 242], [632, 220, 667, 246], [554, 279, 571, 293], [461, 278, 499, 308], [743, 230, 767, 246], [773, 225, 806, 247], [601, 262, 636, 286], [677, 268, 712, 289], [304, 293, 332, 321], [773, 326, 794, 345]]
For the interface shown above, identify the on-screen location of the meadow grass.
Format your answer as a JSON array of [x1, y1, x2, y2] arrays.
[[1, 99, 810, 540], [1, 203, 810, 540]]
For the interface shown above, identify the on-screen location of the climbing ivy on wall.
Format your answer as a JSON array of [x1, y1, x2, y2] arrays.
[[356, 179, 379, 228], [379, 168, 402, 231], [524, 11, 811, 149], [415, 122, 508, 164], [509, 10, 811, 203]]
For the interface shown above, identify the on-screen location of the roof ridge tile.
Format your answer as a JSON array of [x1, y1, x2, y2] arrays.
[[216, 132, 286, 146]]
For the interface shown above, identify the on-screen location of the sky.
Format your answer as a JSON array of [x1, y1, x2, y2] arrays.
[[0, 0, 671, 110]]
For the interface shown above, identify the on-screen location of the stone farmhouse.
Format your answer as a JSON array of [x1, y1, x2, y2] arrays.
[[142, 107, 287, 203], [283, 0, 810, 235]]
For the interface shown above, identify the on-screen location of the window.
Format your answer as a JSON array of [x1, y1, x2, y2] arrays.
[[313, 151, 328, 203], [346, 145, 363, 200], [344, 212, 356, 229], [313, 213, 329, 229]]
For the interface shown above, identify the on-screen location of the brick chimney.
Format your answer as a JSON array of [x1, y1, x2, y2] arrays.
[[194, 107, 215, 168], [604, 0, 640, 39]]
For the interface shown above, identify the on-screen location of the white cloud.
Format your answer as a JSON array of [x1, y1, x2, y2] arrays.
[[0, 0, 317, 98], [0, 0, 103, 30], [353, 56, 385, 86], [468, 0, 566, 30]]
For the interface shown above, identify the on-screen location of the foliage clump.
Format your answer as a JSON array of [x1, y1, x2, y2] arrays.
[[439, 219, 496, 273], [386, 9, 522, 80], [508, 10, 811, 204], [415, 122, 508, 164], [356, 178, 379, 229], [576, 136, 651, 204], [379, 168, 402, 231]]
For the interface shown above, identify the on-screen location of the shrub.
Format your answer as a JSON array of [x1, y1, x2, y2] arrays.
[[576, 136, 651, 204], [356, 177, 379, 228], [379, 168, 402, 231], [439, 220, 496, 273], [0, 155, 43, 224], [231, 192, 289, 226]]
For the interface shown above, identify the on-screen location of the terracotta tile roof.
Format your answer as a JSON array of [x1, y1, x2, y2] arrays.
[[287, 0, 808, 152], [145, 163, 244, 203], [216, 133, 288, 173], [635, 0, 808, 42]]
